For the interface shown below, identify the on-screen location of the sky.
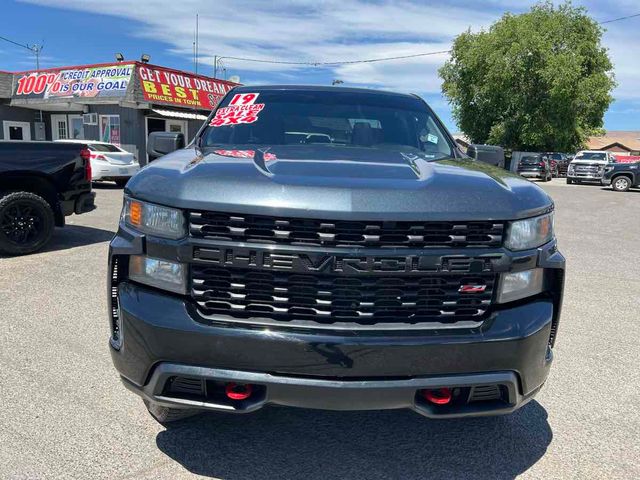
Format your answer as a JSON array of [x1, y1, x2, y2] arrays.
[[1, 0, 638, 132]]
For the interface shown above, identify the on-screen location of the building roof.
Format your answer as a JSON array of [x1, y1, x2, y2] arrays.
[[587, 131, 640, 152]]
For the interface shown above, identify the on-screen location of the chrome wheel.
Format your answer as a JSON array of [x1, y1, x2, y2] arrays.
[[613, 177, 630, 192]]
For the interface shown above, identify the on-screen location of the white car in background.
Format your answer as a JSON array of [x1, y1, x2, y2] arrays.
[[56, 140, 139, 187]]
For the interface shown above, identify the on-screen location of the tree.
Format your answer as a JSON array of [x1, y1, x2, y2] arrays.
[[439, 1, 615, 152]]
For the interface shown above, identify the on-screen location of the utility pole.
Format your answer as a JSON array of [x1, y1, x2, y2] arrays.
[[0, 35, 42, 69], [195, 13, 199, 74], [31, 43, 43, 70]]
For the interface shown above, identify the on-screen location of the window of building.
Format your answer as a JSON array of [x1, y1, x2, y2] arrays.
[[100, 115, 121, 145]]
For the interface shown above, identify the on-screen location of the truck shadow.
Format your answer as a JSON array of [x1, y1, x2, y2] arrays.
[[0, 225, 115, 258], [43, 225, 115, 253], [156, 400, 551, 480]]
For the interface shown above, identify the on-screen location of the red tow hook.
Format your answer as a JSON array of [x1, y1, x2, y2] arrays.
[[422, 387, 452, 405], [225, 383, 253, 400]]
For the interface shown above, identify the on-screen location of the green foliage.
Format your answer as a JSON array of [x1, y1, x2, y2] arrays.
[[439, 1, 615, 152]]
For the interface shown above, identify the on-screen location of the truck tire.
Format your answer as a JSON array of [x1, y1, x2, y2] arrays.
[[566, 178, 575, 184], [115, 179, 128, 188], [143, 399, 200, 424], [0, 191, 55, 256], [612, 176, 631, 192]]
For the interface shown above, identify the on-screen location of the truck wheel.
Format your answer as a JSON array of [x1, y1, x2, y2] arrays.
[[115, 179, 128, 188], [612, 176, 631, 192], [0, 191, 55, 256], [566, 179, 575, 184], [143, 399, 200, 424]]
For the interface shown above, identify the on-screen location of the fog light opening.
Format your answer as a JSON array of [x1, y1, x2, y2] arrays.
[[421, 387, 452, 405], [225, 383, 253, 401]]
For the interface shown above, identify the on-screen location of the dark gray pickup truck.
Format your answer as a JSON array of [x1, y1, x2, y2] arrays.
[[108, 85, 565, 423], [0, 141, 95, 255]]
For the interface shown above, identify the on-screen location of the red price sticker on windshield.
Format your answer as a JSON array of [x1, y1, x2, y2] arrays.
[[229, 92, 259, 105], [210, 93, 265, 127]]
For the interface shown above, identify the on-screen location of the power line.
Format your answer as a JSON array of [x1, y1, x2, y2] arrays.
[[216, 11, 639, 67], [219, 49, 452, 67], [599, 12, 640, 24], [0, 34, 32, 51], [0, 34, 43, 69]]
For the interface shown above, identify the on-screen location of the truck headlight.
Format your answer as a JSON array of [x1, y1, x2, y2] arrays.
[[496, 268, 545, 303], [122, 197, 185, 239], [505, 212, 554, 251], [568, 164, 575, 174], [129, 255, 187, 294]]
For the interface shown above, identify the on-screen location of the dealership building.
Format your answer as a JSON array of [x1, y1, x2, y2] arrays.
[[0, 61, 238, 164]]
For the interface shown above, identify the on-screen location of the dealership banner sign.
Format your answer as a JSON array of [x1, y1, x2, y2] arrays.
[[138, 65, 235, 109], [12, 63, 134, 100]]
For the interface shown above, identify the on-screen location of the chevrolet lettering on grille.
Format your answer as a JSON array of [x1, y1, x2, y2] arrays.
[[193, 246, 498, 275]]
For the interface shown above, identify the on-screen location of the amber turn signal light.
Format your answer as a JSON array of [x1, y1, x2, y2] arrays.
[[129, 200, 142, 226]]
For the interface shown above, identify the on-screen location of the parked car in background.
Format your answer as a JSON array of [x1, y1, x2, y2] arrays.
[[0, 141, 95, 255], [567, 150, 616, 184], [517, 153, 552, 181], [602, 161, 640, 192], [56, 140, 139, 187], [545, 153, 568, 177]]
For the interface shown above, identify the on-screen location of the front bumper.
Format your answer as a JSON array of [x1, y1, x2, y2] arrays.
[[109, 221, 564, 418], [567, 172, 603, 181], [111, 281, 556, 417], [122, 364, 542, 419]]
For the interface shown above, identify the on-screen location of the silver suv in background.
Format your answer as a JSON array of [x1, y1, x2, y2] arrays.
[[567, 150, 616, 184]]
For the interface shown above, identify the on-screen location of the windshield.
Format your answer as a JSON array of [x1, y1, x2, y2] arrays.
[[201, 89, 454, 160], [89, 143, 121, 153], [521, 155, 541, 164], [575, 152, 606, 160]]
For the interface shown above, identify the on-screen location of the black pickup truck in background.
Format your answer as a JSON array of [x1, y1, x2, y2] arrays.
[[602, 161, 640, 192], [0, 141, 95, 255]]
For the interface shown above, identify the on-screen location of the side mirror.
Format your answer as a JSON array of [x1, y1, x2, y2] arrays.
[[467, 144, 505, 168], [147, 131, 185, 159]]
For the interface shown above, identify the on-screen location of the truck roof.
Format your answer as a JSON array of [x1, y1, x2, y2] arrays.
[[232, 84, 420, 100]]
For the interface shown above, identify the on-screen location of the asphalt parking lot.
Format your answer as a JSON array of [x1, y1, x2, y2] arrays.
[[1, 178, 639, 480]]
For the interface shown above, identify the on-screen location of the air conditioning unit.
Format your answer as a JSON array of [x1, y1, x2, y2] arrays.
[[83, 113, 98, 125]]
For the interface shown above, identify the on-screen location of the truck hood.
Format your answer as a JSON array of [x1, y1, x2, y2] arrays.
[[127, 145, 553, 221]]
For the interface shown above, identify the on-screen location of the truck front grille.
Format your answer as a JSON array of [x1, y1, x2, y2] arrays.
[[191, 266, 496, 327], [189, 211, 504, 249], [574, 164, 602, 176]]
